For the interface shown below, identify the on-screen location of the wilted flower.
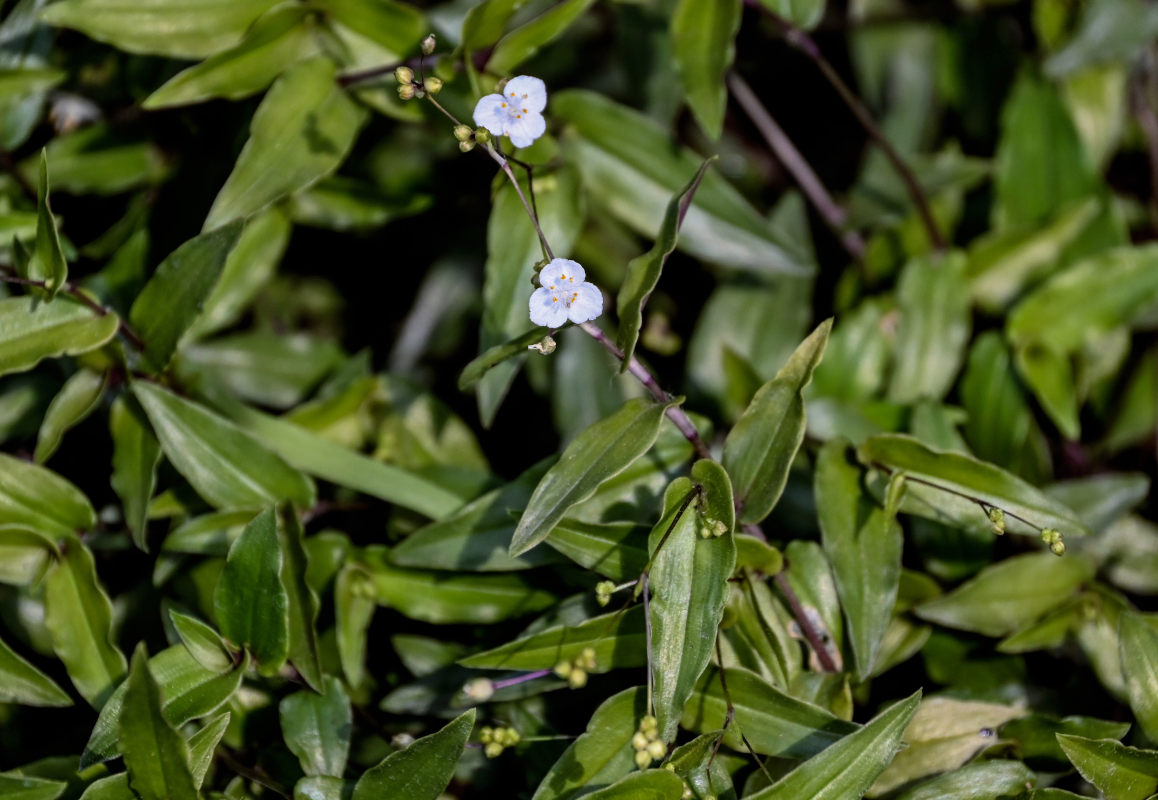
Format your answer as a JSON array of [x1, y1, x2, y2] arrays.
[[473, 75, 547, 149], [529, 258, 603, 328]]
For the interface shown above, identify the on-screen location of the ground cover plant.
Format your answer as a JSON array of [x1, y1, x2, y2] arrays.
[[1, 0, 1158, 798]]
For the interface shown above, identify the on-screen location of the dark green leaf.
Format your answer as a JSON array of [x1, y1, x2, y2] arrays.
[[1120, 611, 1158, 744], [351, 709, 475, 800], [280, 675, 351, 778], [1000, 714, 1130, 764], [315, 0, 424, 55], [1012, 342, 1079, 441], [0, 775, 67, 800], [214, 508, 289, 674], [582, 771, 685, 800], [336, 564, 375, 690], [545, 518, 647, 582], [30, 151, 66, 297], [278, 508, 322, 690], [109, 394, 161, 551], [617, 158, 713, 370], [0, 450, 95, 535], [1056, 735, 1158, 800], [1045, 0, 1158, 77], [120, 646, 198, 800], [723, 319, 831, 525], [671, 0, 740, 138], [460, 606, 645, 672], [0, 295, 119, 378], [488, 0, 594, 74], [188, 712, 231, 789], [128, 220, 243, 372], [0, 628, 71, 706], [510, 397, 679, 556], [35, 368, 106, 463]]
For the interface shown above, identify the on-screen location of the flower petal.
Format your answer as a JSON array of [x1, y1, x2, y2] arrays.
[[504, 75, 547, 113], [530, 287, 568, 328], [567, 282, 603, 324], [472, 94, 509, 136], [506, 111, 545, 148], [540, 258, 583, 290]]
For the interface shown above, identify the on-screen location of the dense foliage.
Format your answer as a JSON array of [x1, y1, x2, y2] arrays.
[[2, 0, 1158, 798]]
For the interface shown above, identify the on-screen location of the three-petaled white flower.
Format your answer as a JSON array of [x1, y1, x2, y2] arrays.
[[529, 258, 603, 328], [472, 75, 547, 149]]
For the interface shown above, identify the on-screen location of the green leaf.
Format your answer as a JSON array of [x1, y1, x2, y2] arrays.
[[280, 675, 351, 778], [0, 526, 55, 586], [314, 0, 424, 55], [891, 760, 1035, 800], [888, 252, 971, 403], [816, 439, 901, 681], [510, 397, 679, 557], [747, 691, 920, 800], [204, 57, 366, 231], [617, 158, 713, 370], [681, 667, 858, 757], [214, 508, 289, 674], [757, 0, 825, 29], [31, 125, 167, 195], [582, 771, 686, 800], [35, 368, 106, 463], [553, 90, 814, 277], [649, 470, 736, 742], [128, 220, 243, 372], [188, 712, 231, 789], [132, 381, 315, 511], [29, 151, 67, 297], [40, 0, 282, 58], [0, 775, 67, 800], [1044, 0, 1158, 77], [477, 167, 582, 426], [120, 646, 198, 800], [533, 687, 645, 800], [168, 609, 233, 673], [278, 508, 322, 690], [82, 644, 247, 767], [1056, 735, 1158, 800], [1013, 341, 1080, 441], [109, 394, 161, 551], [488, 0, 594, 74], [0, 295, 119, 378], [335, 564, 375, 689], [0, 451, 95, 534], [364, 552, 556, 625], [460, 606, 645, 672], [915, 553, 1094, 637], [0, 628, 72, 706], [143, 7, 316, 109], [459, 326, 556, 391], [1001, 714, 1131, 764], [665, 732, 734, 800], [723, 319, 831, 525], [858, 434, 1089, 537], [461, 0, 524, 51], [352, 709, 475, 800], [546, 518, 648, 582], [671, 0, 740, 139], [1120, 611, 1158, 744], [44, 541, 126, 708]]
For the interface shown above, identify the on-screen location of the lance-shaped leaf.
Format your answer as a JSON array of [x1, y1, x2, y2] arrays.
[[0, 775, 67, 800], [546, 519, 648, 582], [278, 507, 322, 690], [671, 0, 740, 139], [1120, 612, 1158, 744], [280, 675, 351, 778], [0, 450, 95, 534], [665, 732, 734, 800], [815, 440, 901, 681], [510, 397, 679, 556], [40, 0, 281, 58], [681, 667, 858, 757], [0, 628, 71, 706], [128, 220, 243, 372], [168, 610, 233, 673], [0, 529, 55, 587], [0, 295, 119, 378], [583, 771, 686, 800], [352, 709, 475, 800], [81, 644, 247, 767], [132, 381, 315, 511], [28, 151, 67, 297], [916, 552, 1094, 637], [1057, 735, 1158, 800], [889, 760, 1035, 800], [858, 434, 1088, 537], [204, 57, 366, 231], [335, 564, 375, 689], [723, 319, 831, 524], [109, 394, 161, 551], [649, 467, 736, 742], [312, 0, 424, 54], [533, 687, 646, 800], [617, 158, 713, 370], [214, 508, 289, 674], [44, 540, 126, 708], [459, 326, 556, 391], [487, 0, 593, 73], [460, 606, 646, 673], [35, 368, 106, 463], [746, 691, 920, 800], [120, 646, 198, 800]]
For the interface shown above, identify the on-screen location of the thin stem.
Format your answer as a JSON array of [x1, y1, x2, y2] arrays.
[[770, 561, 839, 672], [749, 3, 947, 251], [0, 269, 145, 351], [714, 635, 775, 784], [216, 748, 289, 799], [727, 72, 867, 264], [491, 669, 552, 691], [491, 148, 554, 260]]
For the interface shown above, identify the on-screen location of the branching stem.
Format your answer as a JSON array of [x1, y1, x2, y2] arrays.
[[0, 268, 145, 351]]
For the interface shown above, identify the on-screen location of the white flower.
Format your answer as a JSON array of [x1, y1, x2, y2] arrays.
[[529, 258, 603, 328], [472, 75, 547, 149]]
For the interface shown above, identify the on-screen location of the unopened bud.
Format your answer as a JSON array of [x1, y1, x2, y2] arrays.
[[579, 647, 597, 670], [567, 668, 587, 689], [421, 33, 436, 54], [1051, 539, 1066, 556], [553, 660, 572, 678], [394, 66, 414, 85], [397, 84, 416, 100], [1041, 528, 1060, 544], [528, 335, 556, 355], [640, 715, 658, 732], [474, 128, 492, 144], [646, 740, 666, 760], [462, 677, 494, 703], [479, 726, 493, 743], [453, 124, 473, 142], [391, 733, 414, 749], [632, 732, 648, 750], [634, 750, 652, 770], [424, 76, 443, 94], [988, 507, 1005, 535], [484, 741, 504, 759], [459, 140, 476, 153]]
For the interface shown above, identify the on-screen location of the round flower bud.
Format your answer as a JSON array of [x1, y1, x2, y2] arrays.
[[1051, 539, 1066, 556], [459, 140, 476, 153], [391, 733, 415, 749], [634, 750, 652, 770], [632, 732, 649, 751], [453, 124, 473, 142], [484, 741, 504, 759], [646, 740, 666, 760], [463, 677, 494, 703], [640, 715, 658, 732], [553, 660, 572, 678], [397, 84, 416, 100], [394, 66, 414, 85], [579, 647, 597, 670], [474, 128, 491, 144], [421, 33, 436, 54], [424, 76, 443, 95], [479, 726, 493, 743], [567, 668, 588, 689]]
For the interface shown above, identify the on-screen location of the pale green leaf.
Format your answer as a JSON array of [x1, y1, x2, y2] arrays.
[[0, 627, 72, 706], [35, 368, 106, 463], [351, 710, 475, 800], [280, 675, 351, 778], [0, 295, 119, 378], [1056, 735, 1158, 800]]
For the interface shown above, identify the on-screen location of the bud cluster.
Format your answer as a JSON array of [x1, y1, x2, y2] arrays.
[[698, 516, 728, 540], [478, 725, 520, 759], [987, 506, 1005, 535], [553, 647, 597, 688], [631, 715, 666, 769], [1041, 528, 1066, 556], [595, 580, 617, 607]]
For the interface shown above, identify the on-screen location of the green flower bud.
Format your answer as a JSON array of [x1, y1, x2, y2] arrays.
[[634, 750, 652, 770], [474, 128, 492, 144], [479, 726, 493, 743], [579, 647, 597, 670], [484, 741, 504, 759], [463, 677, 494, 703], [987, 507, 1005, 535], [453, 124, 473, 142], [1051, 539, 1066, 556], [640, 715, 658, 732], [397, 84, 416, 100], [394, 66, 414, 85], [646, 740, 666, 760], [527, 335, 556, 355], [567, 668, 587, 689], [421, 33, 436, 54], [631, 732, 648, 750], [459, 139, 476, 153], [553, 660, 572, 678], [424, 76, 443, 95]]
